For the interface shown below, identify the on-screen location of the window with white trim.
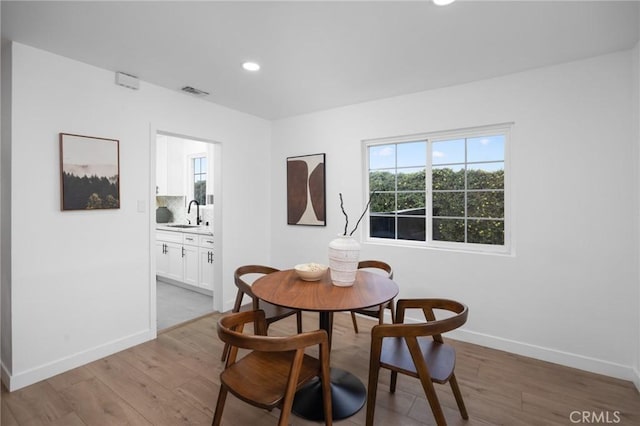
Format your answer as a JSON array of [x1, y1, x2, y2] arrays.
[[190, 155, 207, 205], [365, 124, 510, 252]]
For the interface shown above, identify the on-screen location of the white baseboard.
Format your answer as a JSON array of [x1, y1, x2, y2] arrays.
[[448, 328, 635, 382], [1, 362, 11, 390], [4, 329, 154, 391], [394, 312, 635, 382], [632, 366, 640, 393]]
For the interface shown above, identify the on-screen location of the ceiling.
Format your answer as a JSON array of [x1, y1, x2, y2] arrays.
[[2, 1, 639, 120]]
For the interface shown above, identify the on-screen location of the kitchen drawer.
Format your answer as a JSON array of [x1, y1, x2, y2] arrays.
[[199, 235, 215, 249], [156, 230, 183, 244], [182, 234, 199, 246]]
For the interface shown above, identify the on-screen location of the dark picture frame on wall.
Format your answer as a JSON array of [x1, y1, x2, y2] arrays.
[[60, 133, 120, 211], [287, 153, 326, 226]]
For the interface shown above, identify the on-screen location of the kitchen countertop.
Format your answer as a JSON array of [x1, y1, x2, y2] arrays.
[[156, 224, 214, 236]]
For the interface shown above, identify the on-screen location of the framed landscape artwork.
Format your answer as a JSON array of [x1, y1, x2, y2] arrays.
[[287, 153, 326, 226], [60, 133, 120, 210]]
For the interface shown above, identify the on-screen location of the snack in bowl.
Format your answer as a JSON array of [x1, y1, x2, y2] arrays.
[[294, 263, 328, 281]]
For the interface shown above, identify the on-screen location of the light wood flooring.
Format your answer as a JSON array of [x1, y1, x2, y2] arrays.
[[2, 312, 639, 425]]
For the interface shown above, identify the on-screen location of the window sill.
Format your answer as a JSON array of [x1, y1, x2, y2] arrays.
[[363, 238, 514, 257]]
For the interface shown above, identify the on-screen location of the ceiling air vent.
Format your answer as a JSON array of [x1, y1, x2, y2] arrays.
[[181, 86, 210, 96]]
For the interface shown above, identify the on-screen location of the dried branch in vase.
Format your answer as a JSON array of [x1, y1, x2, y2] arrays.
[[339, 191, 376, 236]]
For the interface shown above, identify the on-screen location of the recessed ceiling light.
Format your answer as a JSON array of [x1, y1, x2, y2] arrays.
[[242, 62, 260, 72], [433, 0, 456, 5]]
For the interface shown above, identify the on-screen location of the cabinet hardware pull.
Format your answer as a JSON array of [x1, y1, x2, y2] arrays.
[[206, 240, 213, 244], [182, 247, 185, 258]]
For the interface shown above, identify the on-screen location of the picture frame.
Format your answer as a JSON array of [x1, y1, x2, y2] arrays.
[[287, 153, 326, 226], [60, 133, 120, 210]]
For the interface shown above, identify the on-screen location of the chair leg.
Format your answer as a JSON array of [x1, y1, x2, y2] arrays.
[[350, 311, 359, 333], [296, 311, 303, 333], [420, 378, 446, 426], [390, 371, 398, 393], [449, 373, 468, 419], [277, 406, 292, 426], [211, 386, 228, 426], [366, 343, 382, 426]]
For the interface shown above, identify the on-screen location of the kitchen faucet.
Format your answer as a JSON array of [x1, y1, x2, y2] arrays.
[[187, 199, 202, 225]]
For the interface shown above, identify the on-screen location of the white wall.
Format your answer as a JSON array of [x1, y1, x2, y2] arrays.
[[1, 37, 12, 378], [634, 40, 640, 391], [272, 50, 638, 381], [2, 42, 272, 390]]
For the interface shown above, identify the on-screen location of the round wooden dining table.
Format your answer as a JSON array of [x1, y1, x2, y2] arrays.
[[252, 268, 399, 421]]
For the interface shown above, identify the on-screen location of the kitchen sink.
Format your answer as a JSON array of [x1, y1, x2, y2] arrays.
[[166, 224, 200, 228]]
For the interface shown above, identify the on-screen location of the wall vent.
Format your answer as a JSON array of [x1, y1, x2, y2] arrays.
[[181, 86, 210, 96], [115, 72, 139, 90]]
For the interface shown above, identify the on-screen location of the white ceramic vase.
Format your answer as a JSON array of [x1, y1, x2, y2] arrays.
[[328, 235, 361, 286]]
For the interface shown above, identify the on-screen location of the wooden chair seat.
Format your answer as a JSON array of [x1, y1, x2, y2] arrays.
[[380, 337, 455, 384], [237, 301, 299, 323], [222, 351, 321, 408], [354, 304, 388, 314]]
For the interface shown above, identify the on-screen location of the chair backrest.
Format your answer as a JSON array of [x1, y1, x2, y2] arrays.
[[376, 299, 467, 342], [234, 265, 280, 300], [358, 260, 393, 280], [217, 310, 328, 361]]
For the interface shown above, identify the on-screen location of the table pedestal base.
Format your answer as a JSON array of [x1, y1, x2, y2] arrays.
[[292, 367, 366, 421]]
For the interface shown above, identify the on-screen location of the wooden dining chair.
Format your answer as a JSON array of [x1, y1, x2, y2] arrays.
[[213, 310, 332, 426], [221, 265, 303, 361], [366, 299, 469, 426], [349, 260, 394, 333]]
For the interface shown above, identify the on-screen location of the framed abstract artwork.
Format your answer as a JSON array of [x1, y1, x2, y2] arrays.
[[60, 133, 120, 210], [287, 153, 326, 226]]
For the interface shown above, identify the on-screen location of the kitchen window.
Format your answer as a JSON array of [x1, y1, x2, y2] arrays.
[[191, 155, 207, 205], [365, 124, 510, 253]]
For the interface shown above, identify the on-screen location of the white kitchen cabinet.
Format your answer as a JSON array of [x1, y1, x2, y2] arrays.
[[156, 230, 184, 282], [156, 230, 192, 284], [162, 242, 184, 282], [156, 135, 168, 195], [182, 234, 199, 287], [156, 135, 186, 196], [156, 229, 214, 292], [198, 234, 215, 290], [156, 240, 170, 276]]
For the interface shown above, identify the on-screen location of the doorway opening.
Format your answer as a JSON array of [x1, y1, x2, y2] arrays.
[[154, 132, 219, 330]]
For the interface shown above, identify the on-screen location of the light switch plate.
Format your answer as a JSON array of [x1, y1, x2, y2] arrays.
[[137, 200, 146, 213]]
